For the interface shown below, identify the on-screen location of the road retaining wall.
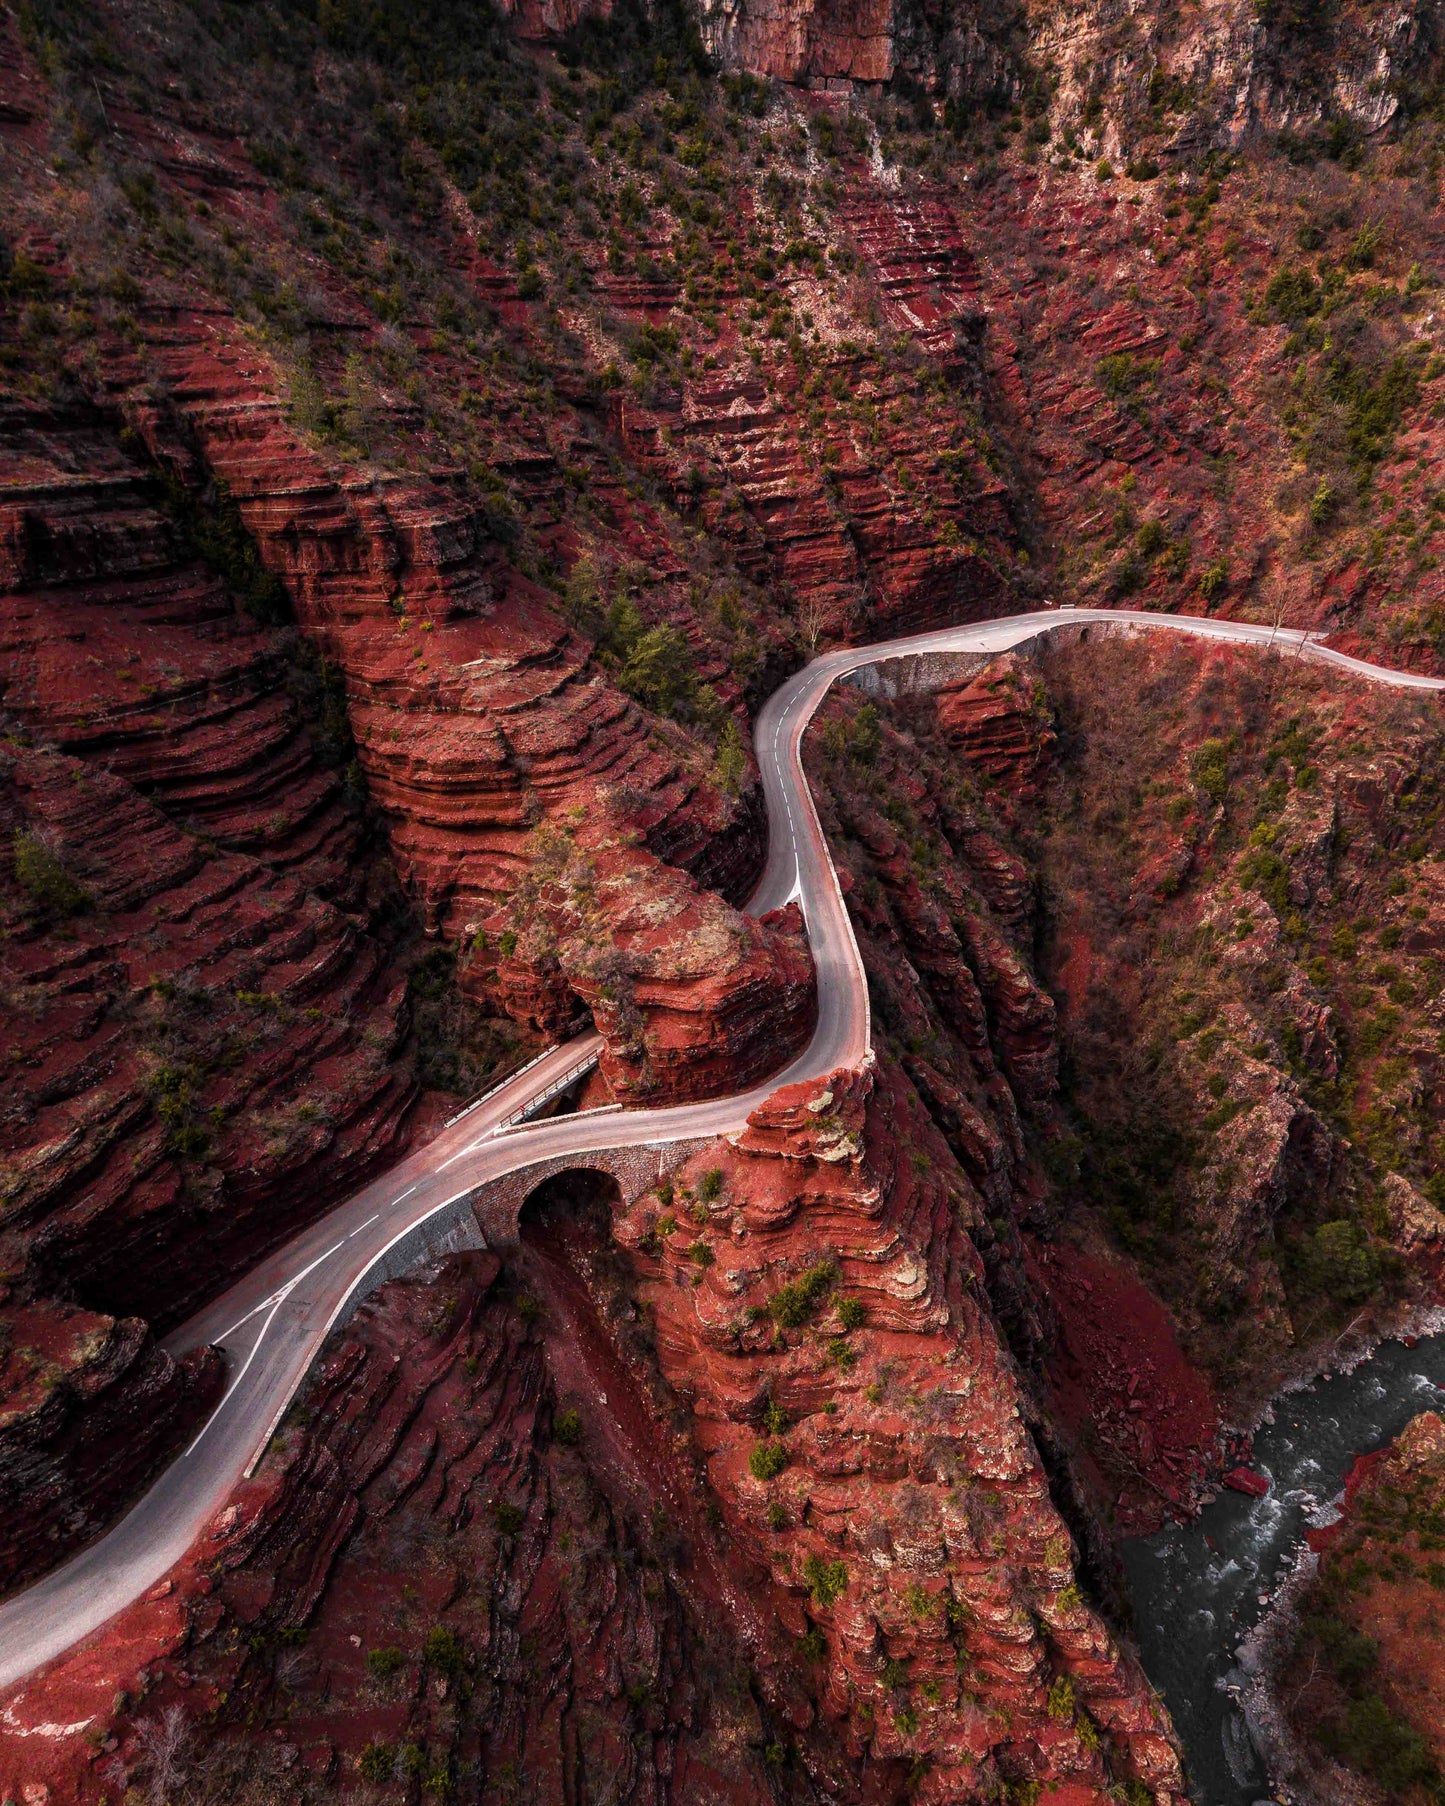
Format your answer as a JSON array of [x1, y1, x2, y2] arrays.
[[843, 620, 1150, 702], [329, 1193, 490, 1334]]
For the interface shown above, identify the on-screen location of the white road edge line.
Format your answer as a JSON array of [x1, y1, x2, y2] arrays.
[[240, 1186, 479, 1479], [6, 605, 1443, 1686]]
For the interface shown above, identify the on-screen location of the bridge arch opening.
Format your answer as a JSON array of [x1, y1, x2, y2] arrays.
[[517, 1166, 624, 1245]]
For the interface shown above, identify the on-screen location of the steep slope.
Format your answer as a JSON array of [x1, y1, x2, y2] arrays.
[[5, 0, 1445, 1797]]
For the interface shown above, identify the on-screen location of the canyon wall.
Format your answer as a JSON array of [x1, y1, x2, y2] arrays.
[[5, 0, 1445, 1795]]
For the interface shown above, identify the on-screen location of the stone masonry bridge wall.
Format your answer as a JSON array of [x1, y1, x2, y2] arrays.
[[328, 1129, 715, 1336], [468, 1132, 716, 1247], [843, 618, 1145, 703]]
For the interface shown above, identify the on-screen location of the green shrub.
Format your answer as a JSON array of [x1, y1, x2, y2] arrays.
[[803, 1553, 848, 1606], [836, 1297, 867, 1331], [366, 1645, 405, 1678], [1191, 738, 1230, 806], [714, 718, 748, 796], [1238, 845, 1290, 915], [1263, 264, 1320, 324], [161, 471, 290, 624], [12, 831, 90, 914], [422, 1626, 468, 1676], [1333, 351, 1421, 474], [849, 702, 881, 765], [1199, 556, 1229, 601], [798, 1627, 827, 1661], [1096, 353, 1160, 398], [494, 1502, 525, 1535], [749, 1439, 789, 1480], [553, 1408, 582, 1445], [1303, 1219, 1380, 1304], [769, 1260, 837, 1328], [358, 1742, 394, 1781], [697, 1165, 724, 1201], [1332, 1692, 1439, 1791]]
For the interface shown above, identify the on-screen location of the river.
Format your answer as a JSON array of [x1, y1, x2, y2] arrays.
[[1119, 1326, 1445, 1804]]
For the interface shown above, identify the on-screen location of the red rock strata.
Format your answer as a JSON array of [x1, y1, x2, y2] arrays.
[[0, 1081, 1185, 1805], [0, 397, 360, 892], [616, 1063, 1187, 1802], [495, 829, 815, 1098], [0, 1300, 222, 1594], [3, 1249, 803, 1804], [108, 309, 811, 1099], [0, 738, 414, 1332], [934, 652, 1058, 796]]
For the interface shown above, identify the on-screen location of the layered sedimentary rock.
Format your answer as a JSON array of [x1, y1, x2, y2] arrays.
[[0, 738, 414, 1332], [615, 1062, 1186, 1801], [0, 397, 360, 894], [31, 1248, 806, 1804], [934, 651, 1057, 795], [608, 189, 1017, 645], [0, 1301, 222, 1593], [696, 0, 895, 85], [490, 828, 815, 1098], [112, 295, 804, 1101]]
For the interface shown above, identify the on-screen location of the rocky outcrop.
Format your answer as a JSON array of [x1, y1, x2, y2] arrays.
[[0, 397, 361, 896], [489, 826, 816, 1098], [65, 1249, 804, 1805], [1032, 0, 1445, 155], [0, 1300, 222, 1592], [935, 652, 1057, 796], [615, 1061, 1187, 1801], [697, 0, 894, 89], [0, 740, 415, 1330]]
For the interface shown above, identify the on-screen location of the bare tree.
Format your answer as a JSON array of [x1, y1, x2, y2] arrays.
[[798, 591, 830, 657], [133, 1702, 191, 1806]]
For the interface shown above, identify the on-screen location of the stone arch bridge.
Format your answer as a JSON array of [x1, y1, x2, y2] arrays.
[[330, 1129, 717, 1335]]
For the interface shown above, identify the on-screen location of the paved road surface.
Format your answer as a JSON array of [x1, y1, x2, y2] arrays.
[[1, 606, 1438, 1691]]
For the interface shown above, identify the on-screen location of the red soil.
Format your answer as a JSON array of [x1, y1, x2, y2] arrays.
[[1026, 1239, 1221, 1536]]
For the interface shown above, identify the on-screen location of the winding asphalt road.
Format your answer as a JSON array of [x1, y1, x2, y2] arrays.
[[1, 605, 1440, 1694]]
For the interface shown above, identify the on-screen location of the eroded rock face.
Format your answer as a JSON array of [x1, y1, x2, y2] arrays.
[[1031, 0, 1445, 154], [0, 400, 362, 894], [700, 0, 1442, 152], [935, 652, 1057, 797], [47, 1250, 810, 1804], [0, 1301, 222, 1594], [491, 827, 815, 1098], [0, 739, 415, 1331], [614, 1062, 1186, 1801], [696, 0, 895, 86]]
